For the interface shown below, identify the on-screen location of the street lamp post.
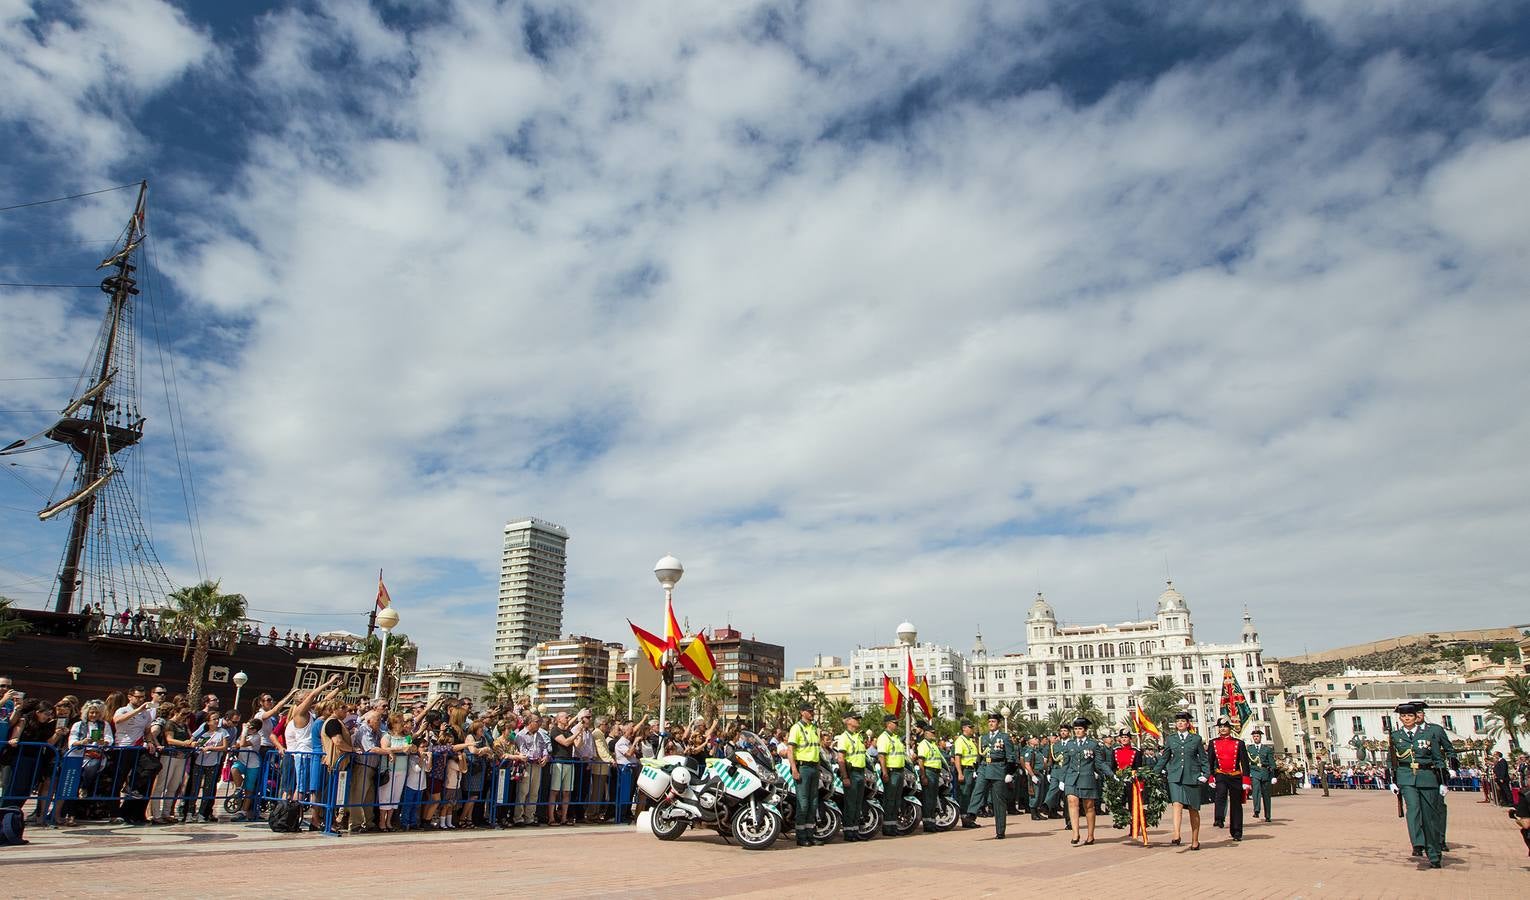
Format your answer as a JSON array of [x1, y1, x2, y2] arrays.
[[623, 646, 640, 720], [373, 607, 400, 701], [897, 621, 916, 746], [233, 671, 248, 713], [1000, 704, 1012, 736], [654, 556, 684, 739]]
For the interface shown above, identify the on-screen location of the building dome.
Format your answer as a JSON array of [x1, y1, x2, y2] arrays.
[[1156, 580, 1188, 614], [896, 621, 918, 645], [1026, 592, 1055, 623]]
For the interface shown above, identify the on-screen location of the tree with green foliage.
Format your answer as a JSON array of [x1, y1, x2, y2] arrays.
[[0, 595, 31, 642], [353, 630, 416, 701], [1140, 674, 1186, 733], [160, 580, 248, 702], [1486, 676, 1530, 751], [481, 668, 533, 705]]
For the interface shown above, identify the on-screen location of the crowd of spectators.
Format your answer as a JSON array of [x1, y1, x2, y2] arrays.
[[0, 673, 662, 834], [84, 606, 357, 652]]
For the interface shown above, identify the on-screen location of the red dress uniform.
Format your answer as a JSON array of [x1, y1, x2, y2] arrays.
[[1208, 736, 1252, 840]]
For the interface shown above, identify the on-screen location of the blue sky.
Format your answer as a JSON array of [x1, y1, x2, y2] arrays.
[[3, 0, 1529, 671]]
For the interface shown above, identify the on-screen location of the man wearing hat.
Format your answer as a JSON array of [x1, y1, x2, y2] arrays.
[[1042, 725, 1073, 828], [1157, 710, 1210, 849], [1112, 729, 1143, 831], [1248, 727, 1276, 822], [963, 711, 1016, 838], [835, 712, 868, 841], [875, 715, 907, 836], [1061, 716, 1113, 845], [786, 702, 822, 846], [1412, 701, 1458, 852], [914, 721, 944, 833], [1208, 716, 1252, 840], [952, 721, 980, 816], [1388, 701, 1454, 868]]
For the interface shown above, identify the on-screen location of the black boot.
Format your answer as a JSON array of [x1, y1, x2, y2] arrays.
[[961, 815, 978, 829]]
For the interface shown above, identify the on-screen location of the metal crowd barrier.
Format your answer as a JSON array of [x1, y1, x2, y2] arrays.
[[1, 740, 643, 832]]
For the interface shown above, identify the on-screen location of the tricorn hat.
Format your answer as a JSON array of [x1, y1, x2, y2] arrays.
[[1393, 701, 1418, 714], [1117, 728, 1131, 737], [1215, 716, 1233, 728], [987, 712, 1001, 721], [1071, 716, 1090, 728], [1173, 710, 1192, 721]]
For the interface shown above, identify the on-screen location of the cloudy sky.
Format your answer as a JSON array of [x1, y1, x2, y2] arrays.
[[2, 0, 1528, 671]]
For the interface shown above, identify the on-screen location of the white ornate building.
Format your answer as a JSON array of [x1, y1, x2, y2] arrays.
[[850, 623, 968, 719], [966, 582, 1272, 734]]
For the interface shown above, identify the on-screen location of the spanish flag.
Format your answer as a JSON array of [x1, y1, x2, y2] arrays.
[[912, 676, 933, 718], [678, 631, 717, 683], [882, 674, 903, 716], [906, 651, 932, 717], [664, 596, 683, 652], [1131, 706, 1161, 741], [375, 569, 391, 610], [628, 620, 667, 671]]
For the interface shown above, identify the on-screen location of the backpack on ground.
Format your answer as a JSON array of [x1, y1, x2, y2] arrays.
[[267, 800, 304, 833], [0, 807, 26, 846]]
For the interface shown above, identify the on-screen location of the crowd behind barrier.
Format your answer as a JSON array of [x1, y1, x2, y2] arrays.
[[0, 675, 658, 836]]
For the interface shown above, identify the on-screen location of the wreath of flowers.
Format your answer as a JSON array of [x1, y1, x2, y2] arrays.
[[1103, 766, 1168, 829]]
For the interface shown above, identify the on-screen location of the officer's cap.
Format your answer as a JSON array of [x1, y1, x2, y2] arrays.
[[1117, 729, 1131, 737], [916, 720, 931, 731], [1071, 717, 1090, 728], [1215, 716, 1233, 728], [1173, 711, 1192, 721], [843, 711, 860, 721], [1250, 728, 1263, 735], [1411, 700, 1430, 710], [798, 701, 815, 712], [987, 712, 1001, 722], [883, 715, 899, 724], [1393, 701, 1418, 714]]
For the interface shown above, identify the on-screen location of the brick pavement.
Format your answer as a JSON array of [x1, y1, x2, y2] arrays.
[[3, 792, 1526, 897]]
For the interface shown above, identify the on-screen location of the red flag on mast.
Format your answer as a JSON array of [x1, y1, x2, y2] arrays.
[[375, 570, 391, 610]]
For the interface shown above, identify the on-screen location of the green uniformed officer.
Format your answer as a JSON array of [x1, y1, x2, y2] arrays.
[[1414, 701, 1457, 852], [915, 721, 943, 833], [876, 715, 907, 837], [1025, 736, 1046, 820], [953, 722, 980, 815], [835, 712, 868, 841], [1248, 727, 1276, 822], [1389, 701, 1454, 868], [1157, 710, 1210, 849], [962, 712, 1017, 838], [786, 701, 821, 847], [1061, 716, 1113, 845], [1042, 725, 1073, 828]]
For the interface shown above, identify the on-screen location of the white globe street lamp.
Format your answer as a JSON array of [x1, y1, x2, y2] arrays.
[[623, 646, 641, 719], [232, 671, 248, 712], [374, 606, 400, 701], [653, 555, 683, 735]]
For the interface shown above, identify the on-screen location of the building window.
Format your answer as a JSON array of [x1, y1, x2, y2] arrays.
[[1200, 674, 1211, 685], [995, 669, 1007, 679], [1080, 645, 1093, 659], [1441, 715, 1454, 732], [1028, 680, 1037, 691], [1084, 680, 1092, 689], [1120, 642, 1134, 655], [1351, 716, 1363, 735], [1062, 646, 1074, 660], [1027, 665, 1037, 677], [997, 684, 1005, 694], [301, 671, 319, 689], [1473, 715, 1484, 732], [1105, 678, 1113, 688], [1182, 657, 1193, 670], [1106, 697, 1116, 709]]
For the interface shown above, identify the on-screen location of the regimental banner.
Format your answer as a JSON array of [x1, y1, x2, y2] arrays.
[[1220, 668, 1252, 730]]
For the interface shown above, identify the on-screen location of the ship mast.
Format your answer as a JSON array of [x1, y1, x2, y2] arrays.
[[48, 181, 149, 614]]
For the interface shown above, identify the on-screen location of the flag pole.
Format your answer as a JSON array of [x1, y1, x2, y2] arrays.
[[659, 583, 672, 743]]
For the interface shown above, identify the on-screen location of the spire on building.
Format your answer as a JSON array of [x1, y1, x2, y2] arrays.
[[972, 627, 987, 658], [1241, 606, 1258, 644]]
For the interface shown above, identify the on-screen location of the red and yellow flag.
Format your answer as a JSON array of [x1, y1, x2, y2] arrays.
[[375, 569, 391, 610], [664, 596, 683, 651], [882, 674, 903, 716], [628, 620, 667, 671], [678, 631, 717, 683], [912, 676, 933, 718], [1131, 706, 1161, 741]]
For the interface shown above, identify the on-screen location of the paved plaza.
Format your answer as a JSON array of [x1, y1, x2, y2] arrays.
[[4, 792, 1526, 897]]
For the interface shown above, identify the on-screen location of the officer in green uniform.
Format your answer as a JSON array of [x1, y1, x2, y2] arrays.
[[962, 712, 1016, 838], [1248, 727, 1276, 822], [835, 712, 868, 841], [915, 721, 943, 833], [876, 715, 907, 837], [1061, 716, 1113, 845], [1157, 710, 1209, 849], [1024, 736, 1045, 819], [1389, 701, 1454, 868], [786, 701, 821, 847], [953, 722, 980, 815], [1414, 701, 1457, 852], [1043, 725, 1072, 828]]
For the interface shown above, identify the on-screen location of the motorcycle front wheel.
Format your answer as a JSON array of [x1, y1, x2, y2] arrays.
[[857, 802, 883, 839], [813, 803, 842, 843], [651, 802, 688, 841], [934, 797, 960, 831], [731, 804, 781, 850], [894, 800, 919, 835]]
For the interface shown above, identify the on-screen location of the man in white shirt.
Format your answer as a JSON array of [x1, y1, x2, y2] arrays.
[[111, 685, 159, 825], [185, 716, 230, 822]]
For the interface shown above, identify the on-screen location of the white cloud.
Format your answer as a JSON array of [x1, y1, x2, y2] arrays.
[[5, 2, 1528, 672]]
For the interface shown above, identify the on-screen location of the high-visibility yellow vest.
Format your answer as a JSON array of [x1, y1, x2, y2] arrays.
[[917, 738, 943, 770], [836, 731, 867, 768], [787, 721, 821, 763], [877, 732, 906, 768], [954, 734, 979, 765]]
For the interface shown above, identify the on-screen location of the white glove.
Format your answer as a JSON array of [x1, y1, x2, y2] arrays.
[[1389, 784, 1399, 795], [1197, 775, 1207, 783], [1439, 785, 1447, 797], [1004, 775, 1013, 784], [1448, 769, 1458, 778], [1031, 776, 1039, 784]]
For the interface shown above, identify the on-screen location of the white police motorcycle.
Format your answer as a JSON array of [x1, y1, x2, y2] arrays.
[[637, 732, 786, 850]]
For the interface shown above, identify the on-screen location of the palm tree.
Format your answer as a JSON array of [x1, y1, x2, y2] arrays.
[[353, 631, 416, 701], [160, 580, 247, 701], [1487, 676, 1530, 750], [797, 679, 826, 716], [0, 595, 31, 641], [1141, 674, 1186, 732], [1043, 708, 1070, 734], [589, 684, 632, 719], [822, 698, 854, 725], [695, 675, 734, 721], [481, 668, 533, 705], [1069, 695, 1103, 735]]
